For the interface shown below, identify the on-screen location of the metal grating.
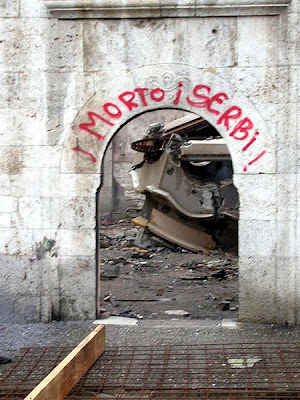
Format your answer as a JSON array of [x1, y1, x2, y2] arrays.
[[1, 344, 300, 399]]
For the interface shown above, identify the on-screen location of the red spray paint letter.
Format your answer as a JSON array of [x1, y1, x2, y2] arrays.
[[243, 150, 267, 172], [173, 82, 183, 105], [229, 117, 253, 141], [72, 147, 97, 163], [103, 103, 122, 119], [217, 106, 242, 130], [186, 85, 211, 109], [119, 91, 139, 111], [134, 88, 149, 107], [206, 92, 228, 116], [79, 111, 113, 140], [150, 88, 165, 102]]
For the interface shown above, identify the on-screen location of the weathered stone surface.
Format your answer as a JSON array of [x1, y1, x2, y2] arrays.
[[0, 0, 19, 17], [0, 147, 23, 174], [237, 16, 279, 67], [51, 197, 96, 229], [58, 256, 96, 320], [234, 174, 277, 221]]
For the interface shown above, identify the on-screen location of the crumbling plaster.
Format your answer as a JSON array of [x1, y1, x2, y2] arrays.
[[0, 0, 299, 325]]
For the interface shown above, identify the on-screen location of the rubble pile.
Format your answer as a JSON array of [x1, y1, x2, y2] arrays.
[[130, 114, 239, 253], [99, 216, 238, 320]]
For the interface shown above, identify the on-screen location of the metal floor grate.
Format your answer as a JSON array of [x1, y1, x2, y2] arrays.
[[1, 343, 300, 399]]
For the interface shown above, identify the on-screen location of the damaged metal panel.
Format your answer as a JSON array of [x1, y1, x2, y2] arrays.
[[148, 209, 216, 252], [130, 115, 239, 252], [130, 151, 215, 219]]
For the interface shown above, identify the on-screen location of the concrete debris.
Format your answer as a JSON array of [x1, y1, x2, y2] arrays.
[[148, 208, 216, 253], [179, 271, 208, 281], [100, 265, 120, 280], [93, 317, 138, 326], [118, 310, 143, 320], [99, 217, 238, 320], [228, 358, 262, 369], [0, 356, 11, 364], [130, 115, 239, 253], [220, 301, 231, 311], [206, 293, 217, 301], [164, 310, 190, 317]]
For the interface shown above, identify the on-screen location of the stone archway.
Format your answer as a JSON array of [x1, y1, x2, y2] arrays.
[[59, 64, 288, 325]]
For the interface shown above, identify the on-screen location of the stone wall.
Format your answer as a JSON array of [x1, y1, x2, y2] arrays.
[[0, 0, 299, 324]]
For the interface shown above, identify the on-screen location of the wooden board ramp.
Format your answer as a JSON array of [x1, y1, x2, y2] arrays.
[[24, 325, 105, 400]]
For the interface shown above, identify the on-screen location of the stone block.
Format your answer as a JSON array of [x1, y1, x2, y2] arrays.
[[0, 294, 41, 323], [0, 255, 47, 295], [286, 13, 300, 64], [0, 147, 23, 174], [276, 220, 299, 257], [10, 168, 53, 197], [0, 73, 19, 108], [276, 103, 298, 143], [20, 0, 48, 17], [160, 0, 195, 17], [11, 170, 99, 198], [237, 16, 280, 67], [0, 228, 57, 256], [239, 255, 296, 326], [16, 73, 47, 110], [0, 0, 19, 17], [46, 72, 95, 110], [83, 18, 237, 72], [0, 174, 11, 195], [253, 103, 278, 141], [232, 67, 290, 105], [233, 174, 277, 221], [288, 66, 300, 104], [13, 197, 52, 229], [0, 196, 17, 213], [47, 20, 84, 72], [277, 142, 300, 174], [58, 229, 96, 256], [0, 19, 49, 72], [23, 146, 62, 168], [57, 173, 100, 197], [51, 197, 96, 229], [0, 109, 48, 146], [58, 256, 96, 320], [239, 219, 277, 258], [0, 213, 11, 228], [277, 174, 298, 221]]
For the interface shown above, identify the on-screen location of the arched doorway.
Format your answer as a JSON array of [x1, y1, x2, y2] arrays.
[[61, 64, 282, 324], [98, 109, 239, 320]]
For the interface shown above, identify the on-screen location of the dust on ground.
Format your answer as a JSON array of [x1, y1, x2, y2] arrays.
[[99, 215, 238, 321]]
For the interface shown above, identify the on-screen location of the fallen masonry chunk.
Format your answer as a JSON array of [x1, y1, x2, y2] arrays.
[[100, 265, 120, 280], [179, 272, 208, 280], [164, 310, 190, 317], [220, 301, 231, 311], [0, 356, 11, 364]]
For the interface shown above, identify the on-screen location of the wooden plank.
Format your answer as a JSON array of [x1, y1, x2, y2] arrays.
[[24, 325, 105, 400]]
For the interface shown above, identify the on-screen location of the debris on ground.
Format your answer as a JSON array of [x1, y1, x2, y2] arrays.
[[99, 216, 238, 320], [0, 356, 11, 364], [164, 310, 190, 317], [228, 358, 262, 369]]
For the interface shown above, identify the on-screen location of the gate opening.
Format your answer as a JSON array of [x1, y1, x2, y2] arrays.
[[97, 109, 239, 321]]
